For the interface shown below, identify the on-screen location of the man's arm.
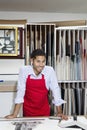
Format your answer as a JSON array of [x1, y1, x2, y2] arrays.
[[56, 106, 68, 120], [5, 103, 22, 119], [56, 105, 62, 114]]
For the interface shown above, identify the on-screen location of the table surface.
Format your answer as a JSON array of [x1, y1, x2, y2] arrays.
[[0, 116, 85, 130]]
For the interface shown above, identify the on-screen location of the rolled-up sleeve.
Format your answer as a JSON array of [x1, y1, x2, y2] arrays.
[[49, 68, 66, 106], [15, 67, 26, 104]]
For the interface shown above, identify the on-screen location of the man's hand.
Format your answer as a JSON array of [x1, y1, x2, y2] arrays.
[[57, 113, 68, 120], [56, 106, 68, 120], [5, 114, 17, 119]]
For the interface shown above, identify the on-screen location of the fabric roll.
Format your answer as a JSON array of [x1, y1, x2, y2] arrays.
[[81, 30, 85, 80], [30, 30, 34, 53], [84, 83, 87, 115], [84, 39, 87, 80], [51, 26, 54, 67], [81, 86, 85, 114], [63, 84, 68, 115], [75, 41, 81, 80], [61, 56, 66, 80], [66, 56, 70, 80], [67, 83, 71, 115], [56, 55, 62, 80], [74, 83, 82, 115], [71, 84, 76, 115], [46, 26, 51, 65]]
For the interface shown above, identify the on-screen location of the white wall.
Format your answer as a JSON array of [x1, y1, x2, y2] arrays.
[[0, 59, 25, 81], [0, 11, 87, 23], [0, 92, 16, 117]]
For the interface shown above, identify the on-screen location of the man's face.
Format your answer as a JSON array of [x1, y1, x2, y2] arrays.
[[31, 56, 46, 75]]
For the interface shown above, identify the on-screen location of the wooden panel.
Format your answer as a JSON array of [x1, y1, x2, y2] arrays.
[[40, 20, 86, 27], [0, 19, 27, 24], [0, 81, 17, 92], [55, 20, 86, 27]]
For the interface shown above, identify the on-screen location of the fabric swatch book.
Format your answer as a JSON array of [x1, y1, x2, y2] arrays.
[[58, 116, 87, 130]]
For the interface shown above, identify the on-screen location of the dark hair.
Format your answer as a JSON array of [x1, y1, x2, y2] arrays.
[[30, 49, 46, 59]]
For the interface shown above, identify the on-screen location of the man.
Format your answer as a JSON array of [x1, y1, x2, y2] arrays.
[[5, 49, 68, 119]]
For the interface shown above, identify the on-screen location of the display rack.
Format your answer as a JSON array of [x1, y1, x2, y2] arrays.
[[26, 24, 55, 67], [55, 25, 87, 115]]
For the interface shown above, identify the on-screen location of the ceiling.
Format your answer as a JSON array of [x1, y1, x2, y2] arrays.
[[0, 0, 87, 13]]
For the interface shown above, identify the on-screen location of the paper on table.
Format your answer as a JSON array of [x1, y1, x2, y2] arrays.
[[58, 116, 87, 130]]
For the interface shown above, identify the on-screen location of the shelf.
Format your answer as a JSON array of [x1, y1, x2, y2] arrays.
[[58, 80, 87, 83]]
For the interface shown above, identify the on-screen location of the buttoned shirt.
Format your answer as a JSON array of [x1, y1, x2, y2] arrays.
[[15, 65, 66, 106]]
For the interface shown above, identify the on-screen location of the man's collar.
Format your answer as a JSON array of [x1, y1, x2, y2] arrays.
[[30, 66, 44, 77]]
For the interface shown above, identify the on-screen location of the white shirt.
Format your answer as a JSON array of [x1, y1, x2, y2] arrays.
[[15, 65, 66, 106]]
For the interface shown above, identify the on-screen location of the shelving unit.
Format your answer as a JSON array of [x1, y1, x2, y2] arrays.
[[55, 25, 87, 115], [26, 24, 55, 67]]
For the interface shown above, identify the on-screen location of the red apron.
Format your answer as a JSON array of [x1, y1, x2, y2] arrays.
[[23, 74, 50, 117]]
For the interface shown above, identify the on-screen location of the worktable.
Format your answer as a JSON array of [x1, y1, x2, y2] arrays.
[[0, 116, 86, 130]]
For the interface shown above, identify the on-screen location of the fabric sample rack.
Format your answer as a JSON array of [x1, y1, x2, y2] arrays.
[[55, 25, 87, 116]]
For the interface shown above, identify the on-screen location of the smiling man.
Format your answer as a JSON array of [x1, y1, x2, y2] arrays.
[[5, 49, 68, 120]]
